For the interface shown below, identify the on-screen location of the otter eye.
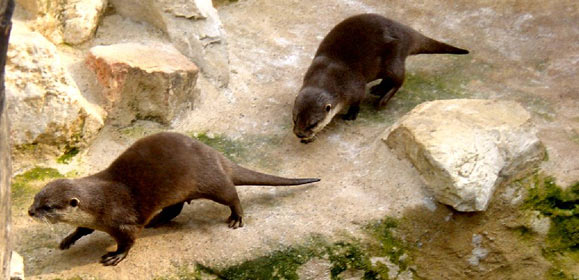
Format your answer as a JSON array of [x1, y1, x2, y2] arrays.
[[70, 198, 79, 207], [325, 104, 332, 112]]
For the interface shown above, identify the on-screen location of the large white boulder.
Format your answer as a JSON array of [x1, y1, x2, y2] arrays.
[[16, 0, 108, 45], [86, 42, 199, 125], [108, 0, 230, 86], [6, 23, 105, 148], [384, 99, 545, 211]]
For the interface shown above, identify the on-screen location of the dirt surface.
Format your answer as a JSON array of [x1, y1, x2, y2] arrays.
[[9, 0, 578, 279]]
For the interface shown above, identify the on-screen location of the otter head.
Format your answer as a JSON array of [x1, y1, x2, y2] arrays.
[[292, 87, 341, 144], [28, 179, 83, 225]]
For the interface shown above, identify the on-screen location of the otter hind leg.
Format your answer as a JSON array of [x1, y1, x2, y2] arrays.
[[204, 183, 244, 229], [145, 202, 185, 228], [371, 59, 405, 108]]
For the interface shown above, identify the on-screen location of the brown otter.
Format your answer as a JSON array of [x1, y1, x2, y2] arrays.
[[28, 132, 319, 266], [292, 13, 469, 143]]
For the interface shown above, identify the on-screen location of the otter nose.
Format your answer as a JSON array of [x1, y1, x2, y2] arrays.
[[28, 208, 35, 217], [295, 132, 306, 139]]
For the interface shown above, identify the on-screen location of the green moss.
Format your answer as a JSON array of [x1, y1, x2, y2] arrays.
[[189, 132, 283, 169], [159, 218, 413, 280], [11, 167, 64, 206], [204, 246, 315, 280], [56, 146, 80, 164], [524, 176, 578, 251], [365, 217, 409, 271], [522, 174, 579, 278], [191, 132, 247, 163]]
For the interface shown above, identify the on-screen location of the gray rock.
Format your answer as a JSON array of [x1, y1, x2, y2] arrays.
[[297, 258, 331, 280], [6, 23, 105, 148], [385, 99, 545, 212], [109, 0, 230, 86], [86, 42, 199, 125]]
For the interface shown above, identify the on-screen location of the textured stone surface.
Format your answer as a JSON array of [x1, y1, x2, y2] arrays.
[[108, 0, 229, 86], [0, 109, 10, 280], [9, 251, 24, 280], [5, 23, 105, 148], [86, 42, 199, 125], [385, 99, 546, 211], [16, 0, 108, 44]]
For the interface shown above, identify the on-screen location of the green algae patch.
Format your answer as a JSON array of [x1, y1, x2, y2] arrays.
[[56, 146, 80, 164], [11, 167, 64, 207], [159, 218, 414, 280], [201, 245, 316, 280], [189, 132, 284, 170], [522, 174, 579, 279], [191, 132, 247, 162]]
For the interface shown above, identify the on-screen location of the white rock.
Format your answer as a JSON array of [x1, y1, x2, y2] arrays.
[[108, 0, 230, 86], [6, 23, 105, 148], [16, 0, 108, 44], [384, 99, 545, 211], [86, 42, 199, 125], [9, 251, 24, 280]]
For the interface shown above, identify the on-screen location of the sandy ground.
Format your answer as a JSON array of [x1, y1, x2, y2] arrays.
[[9, 0, 578, 279]]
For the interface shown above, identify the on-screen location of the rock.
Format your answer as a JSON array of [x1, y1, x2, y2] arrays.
[[16, 0, 108, 45], [0, 111, 10, 280], [297, 258, 331, 280], [86, 42, 199, 125], [6, 23, 105, 148], [384, 99, 545, 212], [9, 251, 24, 280], [108, 0, 229, 86]]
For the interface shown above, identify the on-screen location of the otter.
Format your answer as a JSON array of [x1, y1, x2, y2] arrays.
[[292, 13, 469, 143], [28, 132, 320, 266]]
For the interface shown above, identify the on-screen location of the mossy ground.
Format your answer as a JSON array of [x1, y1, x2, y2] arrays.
[[190, 132, 284, 170], [521, 174, 579, 279], [56, 147, 80, 164], [11, 167, 64, 209], [156, 217, 412, 280]]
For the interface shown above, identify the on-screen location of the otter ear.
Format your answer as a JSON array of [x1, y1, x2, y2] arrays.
[[325, 104, 332, 112], [70, 198, 79, 207]]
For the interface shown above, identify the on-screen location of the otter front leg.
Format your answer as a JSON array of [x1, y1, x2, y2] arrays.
[[60, 227, 94, 250], [342, 103, 360, 121], [100, 226, 140, 266]]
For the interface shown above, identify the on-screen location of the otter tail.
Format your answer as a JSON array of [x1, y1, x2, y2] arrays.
[[231, 165, 320, 186], [411, 34, 469, 55]]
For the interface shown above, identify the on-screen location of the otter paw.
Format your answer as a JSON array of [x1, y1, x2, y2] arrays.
[[342, 113, 357, 121], [369, 86, 384, 96], [227, 215, 244, 229], [100, 251, 128, 266]]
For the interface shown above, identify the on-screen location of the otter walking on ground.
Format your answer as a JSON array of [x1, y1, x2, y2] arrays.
[[28, 132, 320, 266], [292, 13, 469, 143]]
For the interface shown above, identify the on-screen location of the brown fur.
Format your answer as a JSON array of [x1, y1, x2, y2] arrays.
[[292, 13, 469, 143], [28, 132, 319, 266]]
